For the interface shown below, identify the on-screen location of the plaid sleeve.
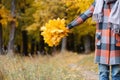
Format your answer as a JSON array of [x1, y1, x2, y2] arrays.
[[67, 2, 95, 29]]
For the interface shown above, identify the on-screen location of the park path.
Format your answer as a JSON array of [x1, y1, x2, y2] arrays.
[[78, 66, 98, 80], [69, 63, 98, 80]]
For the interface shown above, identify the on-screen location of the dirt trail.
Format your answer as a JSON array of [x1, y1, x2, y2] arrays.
[[69, 64, 98, 80], [83, 71, 98, 80]]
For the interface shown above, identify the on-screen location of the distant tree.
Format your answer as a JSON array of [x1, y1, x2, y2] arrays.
[[0, 23, 2, 54], [7, 0, 16, 55], [0, 3, 11, 54], [22, 30, 28, 56], [0, 1, 2, 54]]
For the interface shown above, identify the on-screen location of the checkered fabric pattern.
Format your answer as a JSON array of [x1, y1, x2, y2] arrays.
[[67, 1, 120, 65]]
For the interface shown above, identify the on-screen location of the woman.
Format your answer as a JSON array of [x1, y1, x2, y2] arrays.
[[67, 0, 120, 80]]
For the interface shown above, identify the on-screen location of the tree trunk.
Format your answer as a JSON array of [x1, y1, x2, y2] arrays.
[[0, 23, 3, 54], [7, 21, 16, 54], [36, 43, 39, 55], [0, 0, 2, 54], [22, 30, 28, 56], [84, 35, 91, 53], [66, 33, 75, 51], [39, 33, 45, 55], [61, 37, 67, 52], [31, 39, 35, 55], [7, 0, 16, 55]]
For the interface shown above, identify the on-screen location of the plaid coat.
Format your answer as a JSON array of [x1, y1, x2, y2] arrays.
[[67, 1, 120, 65]]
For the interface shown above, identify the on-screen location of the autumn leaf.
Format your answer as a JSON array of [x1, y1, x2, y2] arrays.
[[41, 18, 70, 47]]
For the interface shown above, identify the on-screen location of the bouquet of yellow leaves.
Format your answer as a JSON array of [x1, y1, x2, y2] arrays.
[[41, 18, 70, 47]]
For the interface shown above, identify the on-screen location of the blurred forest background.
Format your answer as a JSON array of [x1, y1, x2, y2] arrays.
[[0, 0, 95, 56]]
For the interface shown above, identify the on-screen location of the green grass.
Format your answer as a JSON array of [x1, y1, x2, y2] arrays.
[[0, 51, 97, 80]]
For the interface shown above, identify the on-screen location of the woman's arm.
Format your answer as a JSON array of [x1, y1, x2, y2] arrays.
[[67, 2, 95, 29]]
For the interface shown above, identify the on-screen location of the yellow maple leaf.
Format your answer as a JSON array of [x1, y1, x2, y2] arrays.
[[41, 18, 70, 47]]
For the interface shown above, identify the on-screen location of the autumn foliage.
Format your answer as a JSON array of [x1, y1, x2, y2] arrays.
[[41, 18, 69, 47]]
